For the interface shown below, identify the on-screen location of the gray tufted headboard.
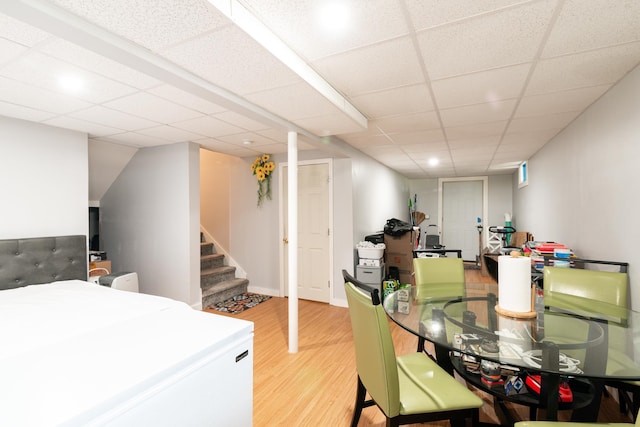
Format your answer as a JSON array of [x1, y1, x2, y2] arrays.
[[0, 235, 87, 290]]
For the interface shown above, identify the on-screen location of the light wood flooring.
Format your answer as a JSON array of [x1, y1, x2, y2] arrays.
[[205, 269, 634, 426]]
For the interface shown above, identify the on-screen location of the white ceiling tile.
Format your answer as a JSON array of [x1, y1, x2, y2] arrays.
[[526, 43, 640, 95], [163, 26, 300, 95], [243, 0, 410, 61], [216, 132, 279, 147], [312, 36, 424, 97], [400, 142, 450, 154], [432, 64, 531, 109], [515, 84, 611, 118], [102, 132, 172, 147], [245, 143, 293, 155], [195, 137, 246, 154], [446, 121, 508, 139], [386, 129, 446, 146], [254, 128, 288, 144], [440, 99, 517, 127], [372, 111, 441, 134], [51, 0, 230, 51], [351, 84, 435, 119], [405, 0, 534, 31], [294, 112, 365, 136], [0, 76, 90, 114], [0, 38, 28, 66], [147, 85, 227, 115], [38, 39, 162, 90], [136, 125, 203, 143], [0, 14, 52, 47], [212, 111, 270, 132], [0, 101, 56, 122], [0, 51, 138, 103], [448, 136, 501, 150], [340, 133, 394, 148], [417, 0, 556, 79], [543, 0, 640, 58], [103, 92, 203, 123], [507, 111, 580, 133], [172, 115, 244, 138], [501, 128, 561, 145], [70, 106, 159, 131], [43, 116, 123, 137], [246, 82, 343, 121]]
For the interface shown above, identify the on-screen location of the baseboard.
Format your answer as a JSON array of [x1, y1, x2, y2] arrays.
[[247, 285, 279, 297]]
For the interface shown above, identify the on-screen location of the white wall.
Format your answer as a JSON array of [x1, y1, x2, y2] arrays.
[[101, 142, 201, 307], [200, 148, 231, 250], [514, 64, 640, 308], [0, 116, 88, 240], [227, 142, 408, 306], [409, 175, 513, 243]]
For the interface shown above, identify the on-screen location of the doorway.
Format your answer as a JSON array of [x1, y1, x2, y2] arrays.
[[280, 160, 332, 303], [438, 177, 488, 263]]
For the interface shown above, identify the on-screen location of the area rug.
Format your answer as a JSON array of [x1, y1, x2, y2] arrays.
[[210, 292, 271, 314]]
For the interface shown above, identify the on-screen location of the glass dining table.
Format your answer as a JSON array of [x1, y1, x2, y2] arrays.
[[383, 284, 640, 424]]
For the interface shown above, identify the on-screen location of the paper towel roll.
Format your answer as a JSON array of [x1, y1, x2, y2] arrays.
[[498, 255, 531, 313]]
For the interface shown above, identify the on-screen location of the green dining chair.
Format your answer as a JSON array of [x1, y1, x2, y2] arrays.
[[413, 257, 466, 354], [344, 281, 483, 427], [413, 257, 466, 301], [544, 266, 638, 421]]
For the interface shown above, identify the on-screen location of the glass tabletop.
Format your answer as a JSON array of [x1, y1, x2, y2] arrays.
[[383, 285, 640, 380]]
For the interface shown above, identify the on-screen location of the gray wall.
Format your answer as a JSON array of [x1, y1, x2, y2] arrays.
[[0, 116, 88, 242], [101, 142, 201, 307], [514, 64, 640, 309]]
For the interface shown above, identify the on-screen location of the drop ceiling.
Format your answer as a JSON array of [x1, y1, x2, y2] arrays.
[[1, 0, 639, 178]]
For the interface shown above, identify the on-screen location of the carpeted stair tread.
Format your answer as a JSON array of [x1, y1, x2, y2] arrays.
[[201, 253, 224, 270], [200, 242, 215, 256], [202, 278, 249, 308]]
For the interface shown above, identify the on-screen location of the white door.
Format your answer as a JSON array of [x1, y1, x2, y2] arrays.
[[441, 180, 484, 262], [282, 163, 330, 303]]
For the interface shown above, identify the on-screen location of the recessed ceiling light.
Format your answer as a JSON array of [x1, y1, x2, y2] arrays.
[[428, 157, 439, 167], [242, 140, 254, 145], [317, 2, 350, 34], [58, 74, 84, 93]]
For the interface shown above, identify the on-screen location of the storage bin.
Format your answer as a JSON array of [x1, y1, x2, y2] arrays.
[[356, 264, 385, 285], [357, 247, 385, 259]]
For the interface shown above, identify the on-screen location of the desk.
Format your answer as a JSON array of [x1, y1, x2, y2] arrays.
[[384, 285, 640, 424]]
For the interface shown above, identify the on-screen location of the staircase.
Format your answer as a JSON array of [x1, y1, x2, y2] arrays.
[[200, 239, 249, 309]]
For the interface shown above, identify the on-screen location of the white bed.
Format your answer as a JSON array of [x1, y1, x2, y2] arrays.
[[0, 280, 254, 426]]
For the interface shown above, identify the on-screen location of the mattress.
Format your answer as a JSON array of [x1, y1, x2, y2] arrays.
[[0, 281, 253, 426]]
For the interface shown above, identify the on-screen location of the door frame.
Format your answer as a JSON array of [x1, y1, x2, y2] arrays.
[[438, 176, 489, 251], [278, 158, 334, 303]]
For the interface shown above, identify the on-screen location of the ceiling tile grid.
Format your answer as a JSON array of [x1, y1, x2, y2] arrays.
[[0, 0, 638, 178]]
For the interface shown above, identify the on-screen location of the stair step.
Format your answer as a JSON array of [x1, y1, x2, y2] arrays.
[[201, 265, 237, 288], [200, 242, 215, 256], [201, 253, 224, 270], [202, 278, 249, 308]]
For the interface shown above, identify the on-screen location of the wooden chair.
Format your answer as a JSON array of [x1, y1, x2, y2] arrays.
[[344, 281, 483, 427]]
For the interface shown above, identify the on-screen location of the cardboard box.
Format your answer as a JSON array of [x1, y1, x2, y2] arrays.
[[385, 251, 413, 271], [89, 260, 111, 276], [383, 231, 417, 253]]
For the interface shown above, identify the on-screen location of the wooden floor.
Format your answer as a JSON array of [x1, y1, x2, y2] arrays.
[[205, 269, 634, 426]]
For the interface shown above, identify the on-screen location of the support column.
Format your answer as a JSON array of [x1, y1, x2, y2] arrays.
[[287, 131, 298, 353]]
